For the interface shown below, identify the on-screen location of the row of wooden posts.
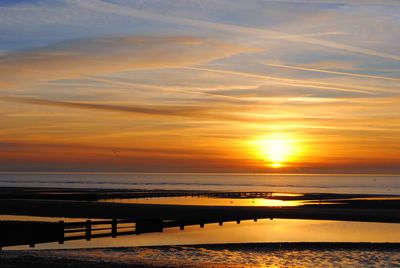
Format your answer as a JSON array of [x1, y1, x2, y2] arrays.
[[99, 191, 272, 200], [61, 216, 272, 243], [1, 216, 274, 249]]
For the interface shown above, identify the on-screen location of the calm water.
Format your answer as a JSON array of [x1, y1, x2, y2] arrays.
[[0, 172, 399, 194]]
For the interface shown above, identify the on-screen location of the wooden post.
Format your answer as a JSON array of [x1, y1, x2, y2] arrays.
[[200, 223, 204, 228], [219, 220, 223, 226], [29, 223, 35, 248], [112, 218, 117, 238], [58, 220, 64, 244], [85, 220, 91, 241], [236, 219, 240, 224], [254, 218, 258, 222]]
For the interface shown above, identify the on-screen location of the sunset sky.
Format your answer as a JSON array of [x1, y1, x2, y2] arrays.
[[1, 0, 400, 173]]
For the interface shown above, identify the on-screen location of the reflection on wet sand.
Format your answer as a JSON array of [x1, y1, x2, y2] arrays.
[[101, 196, 304, 207], [5, 218, 400, 250], [99, 191, 400, 208]]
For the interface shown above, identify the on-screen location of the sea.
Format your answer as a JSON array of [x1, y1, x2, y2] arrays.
[[2, 172, 400, 267], [0, 172, 399, 194]]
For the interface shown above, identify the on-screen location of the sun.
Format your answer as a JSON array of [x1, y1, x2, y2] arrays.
[[251, 134, 300, 168], [270, 163, 283, 168]]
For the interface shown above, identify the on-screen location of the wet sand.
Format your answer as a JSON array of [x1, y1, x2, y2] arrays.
[[1, 196, 400, 224], [1, 187, 400, 230], [2, 243, 400, 268]]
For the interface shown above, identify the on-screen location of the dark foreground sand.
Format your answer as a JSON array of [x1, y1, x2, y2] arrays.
[[2, 243, 400, 268], [0, 248, 239, 268]]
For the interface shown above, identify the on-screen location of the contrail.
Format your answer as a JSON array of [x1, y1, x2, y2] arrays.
[[260, 0, 400, 5], [84, 76, 250, 98], [182, 66, 385, 95], [70, 0, 400, 61], [265, 63, 400, 81], [86, 66, 398, 96]]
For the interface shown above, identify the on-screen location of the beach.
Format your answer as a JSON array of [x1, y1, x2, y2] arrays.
[[1, 185, 400, 267], [1, 170, 400, 268], [1, 187, 400, 223]]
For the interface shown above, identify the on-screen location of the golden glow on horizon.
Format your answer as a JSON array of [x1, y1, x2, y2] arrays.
[[271, 163, 283, 168]]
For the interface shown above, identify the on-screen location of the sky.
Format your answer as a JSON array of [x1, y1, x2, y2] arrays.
[[0, 0, 400, 173]]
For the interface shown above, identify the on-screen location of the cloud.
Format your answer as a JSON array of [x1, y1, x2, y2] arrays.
[[70, 0, 400, 61], [263, 63, 400, 81], [258, 0, 400, 5], [4, 94, 399, 126], [0, 141, 219, 158], [0, 35, 251, 90], [181, 66, 382, 95], [0, 94, 281, 123], [0, 95, 206, 117]]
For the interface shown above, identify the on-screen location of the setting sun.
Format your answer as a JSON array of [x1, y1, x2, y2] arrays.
[[251, 134, 302, 168]]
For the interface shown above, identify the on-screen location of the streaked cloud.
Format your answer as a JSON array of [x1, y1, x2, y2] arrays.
[[71, 0, 400, 61], [0, 95, 206, 117], [261, 0, 400, 5], [181, 66, 384, 95], [264, 63, 400, 81], [0, 35, 251, 90]]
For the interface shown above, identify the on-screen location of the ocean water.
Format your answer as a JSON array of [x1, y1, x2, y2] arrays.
[[0, 172, 399, 194]]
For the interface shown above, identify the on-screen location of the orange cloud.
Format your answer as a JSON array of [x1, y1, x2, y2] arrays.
[[0, 36, 252, 91]]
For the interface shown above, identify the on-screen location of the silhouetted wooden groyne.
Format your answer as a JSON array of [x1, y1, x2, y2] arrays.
[[2, 198, 400, 249], [0, 215, 266, 249], [0, 188, 274, 201], [100, 191, 273, 200]]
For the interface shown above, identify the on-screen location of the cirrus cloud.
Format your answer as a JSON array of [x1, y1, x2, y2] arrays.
[[0, 35, 253, 90]]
